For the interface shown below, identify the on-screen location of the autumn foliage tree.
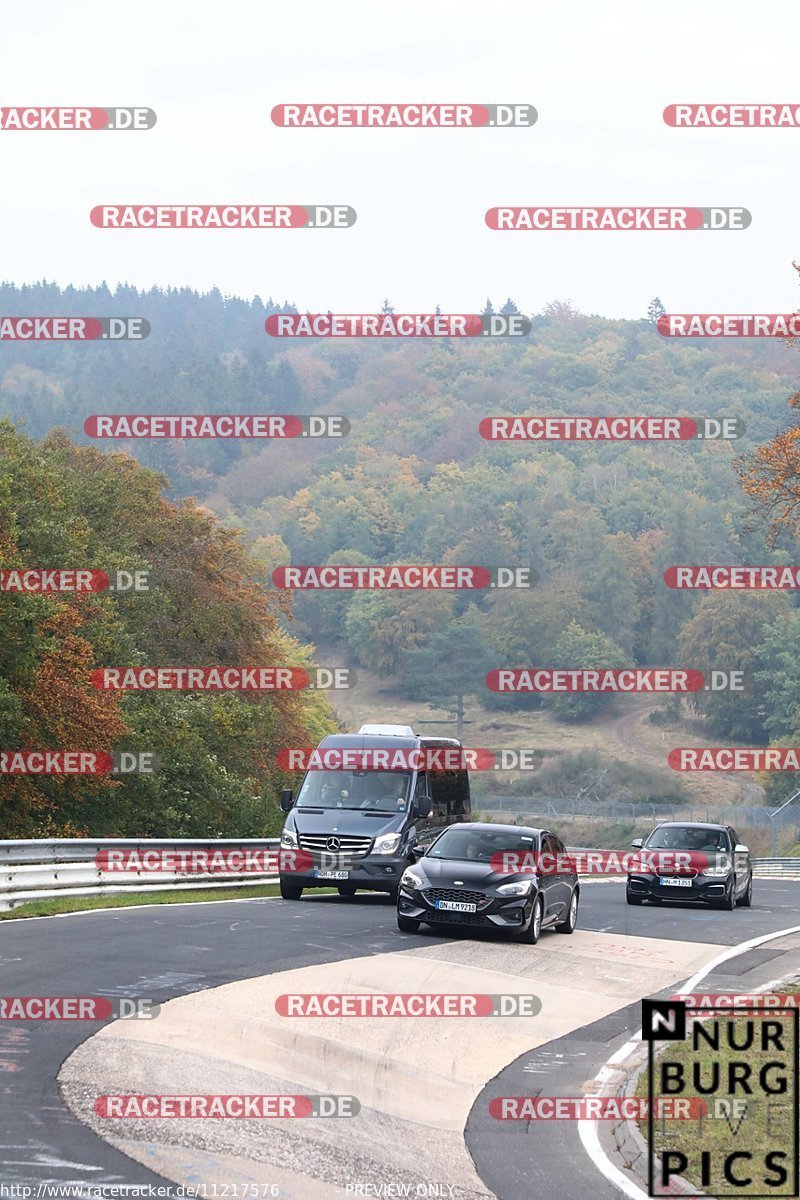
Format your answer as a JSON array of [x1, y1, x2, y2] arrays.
[[0, 421, 335, 837]]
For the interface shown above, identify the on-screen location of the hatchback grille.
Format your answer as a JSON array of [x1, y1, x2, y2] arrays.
[[424, 888, 487, 907], [299, 834, 373, 859]]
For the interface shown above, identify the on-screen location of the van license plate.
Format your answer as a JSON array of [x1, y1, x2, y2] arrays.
[[314, 870, 349, 880], [660, 877, 692, 887], [436, 900, 476, 912]]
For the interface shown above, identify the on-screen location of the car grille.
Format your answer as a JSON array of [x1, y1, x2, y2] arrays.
[[298, 834, 373, 860], [424, 888, 487, 907]]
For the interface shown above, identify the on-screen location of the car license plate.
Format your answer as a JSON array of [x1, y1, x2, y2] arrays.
[[314, 870, 349, 880], [436, 900, 477, 912], [660, 877, 692, 887]]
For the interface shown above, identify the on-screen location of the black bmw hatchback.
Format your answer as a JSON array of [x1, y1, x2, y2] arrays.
[[626, 821, 753, 909], [396, 822, 579, 943]]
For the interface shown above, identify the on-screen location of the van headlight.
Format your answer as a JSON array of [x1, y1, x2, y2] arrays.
[[373, 832, 402, 855], [496, 879, 534, 896], [281, 829, 298, 849], [400, 868, 424, 890]]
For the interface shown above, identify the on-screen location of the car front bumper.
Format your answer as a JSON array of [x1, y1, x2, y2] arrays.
[[627, 873, 734, 903], [398, 886, 536, 929]]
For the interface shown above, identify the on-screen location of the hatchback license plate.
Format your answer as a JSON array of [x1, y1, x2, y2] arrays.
[[660, 877, 692, 887], [314, 870, 349, 880], [436, 900, 477, 912]]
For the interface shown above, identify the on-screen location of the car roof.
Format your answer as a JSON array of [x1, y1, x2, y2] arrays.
[[440, 821, 544, 837], [652, 821, 728, 831]]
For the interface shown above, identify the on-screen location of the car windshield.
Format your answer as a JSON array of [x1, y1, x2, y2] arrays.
[[427, 828, 538, 862], [645, 826, 729, 853], [295, 770, 412, 811]]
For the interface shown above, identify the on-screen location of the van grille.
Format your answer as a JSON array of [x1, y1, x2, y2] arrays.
[[299, 834, 373, 859]]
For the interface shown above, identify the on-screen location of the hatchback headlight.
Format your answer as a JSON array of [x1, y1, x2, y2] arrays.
[[373, 832, 402, 855], [281, 829, 297, 848], [496, 879, 534, 896], [703, 854, 731, 877], [400, 868, 424, 890]]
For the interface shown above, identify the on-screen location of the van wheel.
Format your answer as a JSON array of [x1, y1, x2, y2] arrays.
[[338, 884, 357, 897], [387, 887, 399, 903], [556, 888, 578, 933], [280, 880, 303, 900], [521, 895, 544, 945], [397, 915, 420, 933]]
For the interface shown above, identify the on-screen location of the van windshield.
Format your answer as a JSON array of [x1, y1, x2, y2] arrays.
[[296, 770, 412, 811]]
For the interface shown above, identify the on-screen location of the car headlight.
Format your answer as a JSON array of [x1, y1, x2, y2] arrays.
[[400, 868, 425, 890], [373, 832, 402, 855], [496, 879, 534, 897], [281, 829, 297, 848], [703, 854, 732, 877]]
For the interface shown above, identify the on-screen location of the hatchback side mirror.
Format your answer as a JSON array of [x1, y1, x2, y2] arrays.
[[630, 837, 643, 849], [734, 843, 749, 854], [410, 845, 426, 860], [280, 788, 294, 813]]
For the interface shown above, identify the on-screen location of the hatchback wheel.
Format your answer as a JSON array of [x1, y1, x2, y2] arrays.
[[397, 915, 420, 933], [521, 894, 544, 945], [626, 890, 643, 906], [716, 881, 736, 910], [737, 875, 753, 908], [556, 888, 579, 933]]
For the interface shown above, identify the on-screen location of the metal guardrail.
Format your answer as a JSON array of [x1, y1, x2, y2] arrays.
[[0, 838, 280, 911], [0, 839, 797, 912]]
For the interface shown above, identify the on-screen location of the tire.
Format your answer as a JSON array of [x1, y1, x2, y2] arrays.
[[626, 891, 643, 906], [556, 888, 579, 933], [397, 915, 420, 933], [387, 887, 399, 903], [280, 880, 303, 900], [337, 884, 357, 897], [737, 875, 753, 908], [716, 881, 736, 911], [521, 894, 544, 945]]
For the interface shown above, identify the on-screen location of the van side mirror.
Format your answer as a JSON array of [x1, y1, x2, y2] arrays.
[[280, 788, 294, 813], [630, 837, 643, 849], [415, 796, 432, 819]]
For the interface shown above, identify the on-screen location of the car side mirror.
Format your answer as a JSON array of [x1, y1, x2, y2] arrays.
[[280, 788, 294, 813], [410, 845, 426, 860], [630, 837, 643, 849], [734, 843, 749, 854], [415, 796, 432, 819]]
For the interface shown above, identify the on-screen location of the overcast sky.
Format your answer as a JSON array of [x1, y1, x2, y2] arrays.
[[2, 1, 799, 319]]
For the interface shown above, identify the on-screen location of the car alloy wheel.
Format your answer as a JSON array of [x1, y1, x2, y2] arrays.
[[556, 888, 578, 933]]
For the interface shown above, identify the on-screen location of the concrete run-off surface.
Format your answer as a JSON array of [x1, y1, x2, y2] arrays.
[[59, 927, 724, 1199]]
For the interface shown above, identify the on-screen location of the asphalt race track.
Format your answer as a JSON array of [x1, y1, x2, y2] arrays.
[[2, 879, 799, 1197]]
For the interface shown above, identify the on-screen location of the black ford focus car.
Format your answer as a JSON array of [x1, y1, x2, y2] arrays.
[[396, 822, 579, 943], [626, 821, 753, 909]]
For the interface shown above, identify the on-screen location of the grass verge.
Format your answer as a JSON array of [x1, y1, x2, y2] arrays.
[[0, 883, 284, 920]]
